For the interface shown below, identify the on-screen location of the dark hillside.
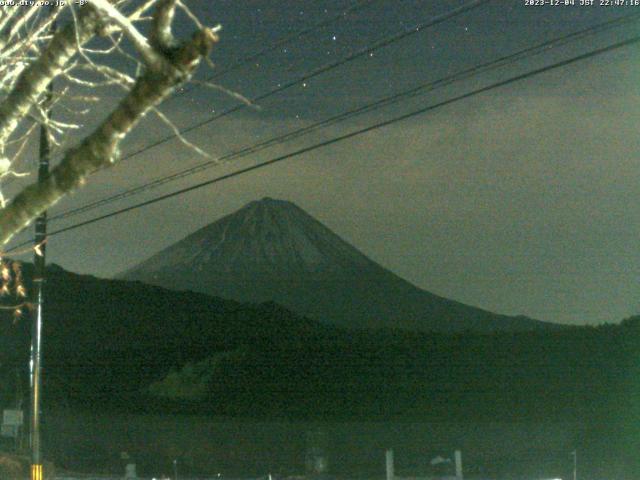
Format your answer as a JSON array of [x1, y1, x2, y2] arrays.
[[0, 263, 637, 477], [0, 263, 334, 409]]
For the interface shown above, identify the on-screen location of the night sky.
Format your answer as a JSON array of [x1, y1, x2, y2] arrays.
[[7, 0, 640, 325]]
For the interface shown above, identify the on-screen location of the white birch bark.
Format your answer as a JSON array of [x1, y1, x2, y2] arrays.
[[0, 1, 219, 247]]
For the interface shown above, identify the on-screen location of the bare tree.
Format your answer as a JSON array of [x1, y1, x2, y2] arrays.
[[0, 0, 219, 247]]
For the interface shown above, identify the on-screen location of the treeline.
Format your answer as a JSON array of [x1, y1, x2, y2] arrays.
[[0, 263, 637, 427], [149, 317, 640, 423]]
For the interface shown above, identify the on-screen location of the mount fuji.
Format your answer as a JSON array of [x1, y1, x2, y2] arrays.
[[119, 197, 554, 333]]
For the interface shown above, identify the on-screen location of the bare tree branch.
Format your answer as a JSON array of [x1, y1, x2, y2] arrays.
[[87, 0, 166, 69], [0, 13, 219, 246], [0, 5, 102, 149]]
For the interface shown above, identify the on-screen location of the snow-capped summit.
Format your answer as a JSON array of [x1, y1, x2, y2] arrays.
[[119, 198, 554, 333], [126, 197, 370, 276]]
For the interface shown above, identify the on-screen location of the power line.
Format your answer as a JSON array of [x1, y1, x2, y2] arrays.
[[50, 11, 640, 222], [101, 0, 491, 169], [43, 0, 494, 222], [3, 0, 380, 190], [10, 32, 638, 250], [47, 0, 503, 220]]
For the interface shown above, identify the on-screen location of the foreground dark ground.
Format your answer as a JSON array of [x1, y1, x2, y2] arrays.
[[0, 266, 637, 478]]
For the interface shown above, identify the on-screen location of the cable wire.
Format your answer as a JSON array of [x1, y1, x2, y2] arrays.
[[2, 0, 380, 190], [100, 0, 492, 169], [50, 11, 640, 222], [8, 32, 637, 251]]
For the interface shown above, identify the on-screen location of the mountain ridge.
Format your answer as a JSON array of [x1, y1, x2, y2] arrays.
[[119, 197, 556, 333]]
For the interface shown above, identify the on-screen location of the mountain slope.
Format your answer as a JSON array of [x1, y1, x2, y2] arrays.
[[0, 263, 333, 408], [119, 197, 553, 333]]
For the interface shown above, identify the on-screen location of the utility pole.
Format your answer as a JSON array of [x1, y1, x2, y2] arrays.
[[30, 14, 55, 480], [30, 95, 50, 480], [571, 450, 577, 480], [454, 450, 463, 480], [385, 449, 394, 480]]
